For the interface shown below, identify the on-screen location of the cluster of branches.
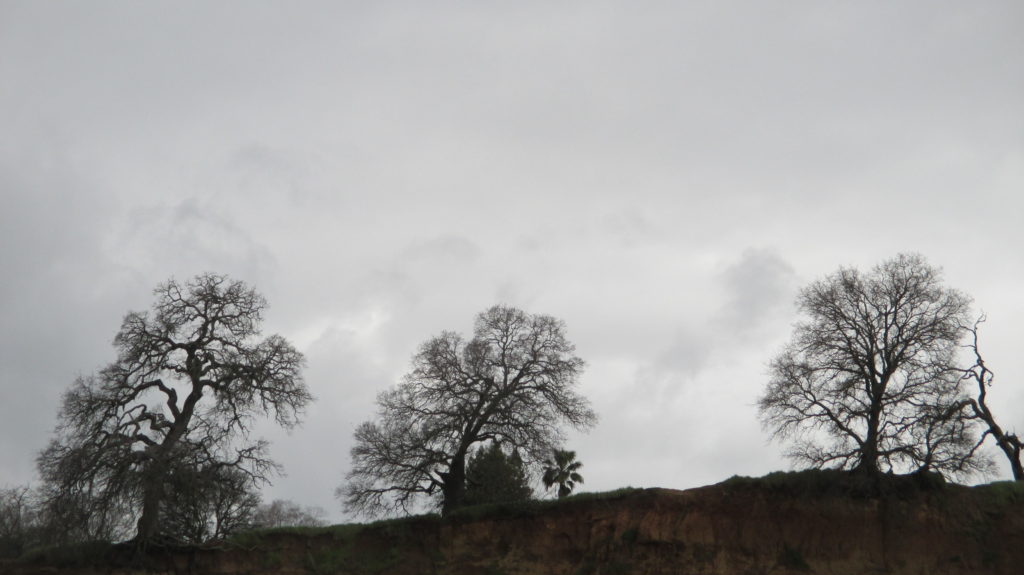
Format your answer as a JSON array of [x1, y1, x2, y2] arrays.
[[251, 499, 326, 528], [340, 305, 596, 517], [957, 318, 1022, 480], [0, 480, 326, 557], [759, 253, 1020, 481], [36, 274, 311, 545], [0, 486, 42, 559]]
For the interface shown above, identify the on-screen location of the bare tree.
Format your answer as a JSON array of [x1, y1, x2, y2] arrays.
[[251, 499, 327, 528], [758, 254, 986, 478], [160, 463, 261, 543], [340, 305, 596, 517], [961, 318, 1023, 480], [0, 486, 40, 558], [37, 273, 311, 546]]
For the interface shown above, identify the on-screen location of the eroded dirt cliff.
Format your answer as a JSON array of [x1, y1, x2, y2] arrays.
[[9, 474, 1024, 575]]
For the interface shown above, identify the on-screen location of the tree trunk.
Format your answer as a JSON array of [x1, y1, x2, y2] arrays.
[[135, 461, 166, 545], [856, 399, 882, 475], [1011, 450, 1023, 481], [982, 416, 1023, 481], [135, 386, 204, 545], [441, 454, 467, 516], [970, 397, 1023, 481], [995, 435, 1023, 481]]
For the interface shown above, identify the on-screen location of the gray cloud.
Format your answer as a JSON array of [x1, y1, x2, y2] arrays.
[[3, 1, 1023, 515], [715, 248, 798, 336], [637, 249, 797, 390]]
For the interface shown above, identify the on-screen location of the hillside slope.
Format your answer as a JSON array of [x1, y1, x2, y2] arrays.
[[10, 472, 1024, 575]]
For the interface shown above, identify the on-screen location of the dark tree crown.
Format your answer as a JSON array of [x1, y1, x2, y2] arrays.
[[758, 254, 987, 479], [37, 273, 311, 545], [341, 305, 596, 517]]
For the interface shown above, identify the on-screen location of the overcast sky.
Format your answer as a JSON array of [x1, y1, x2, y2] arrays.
[[2, 1, 1022, 522]]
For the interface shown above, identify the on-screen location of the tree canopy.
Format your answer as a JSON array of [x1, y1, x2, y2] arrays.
[[758, 254, 986, 478], [36, 273, 311, 545], [340, 305, 596, 517]]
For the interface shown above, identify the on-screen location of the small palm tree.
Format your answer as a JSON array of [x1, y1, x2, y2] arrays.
[[542, 449, 584, 498]]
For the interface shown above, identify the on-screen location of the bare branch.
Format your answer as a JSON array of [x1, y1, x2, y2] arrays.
[[959, 317, 1023, 480]]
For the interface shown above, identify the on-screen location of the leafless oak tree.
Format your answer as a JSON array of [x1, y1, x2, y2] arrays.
[[758, 254, 987, 478], [37, 274, 311, 546], [340, 305, 596, 517]]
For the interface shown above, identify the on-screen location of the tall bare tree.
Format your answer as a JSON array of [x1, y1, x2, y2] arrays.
[[758, 254, 986, 478], [960, 318, 1023, 480], [340, 305, 596, 517], [37, 273, 311, 545]]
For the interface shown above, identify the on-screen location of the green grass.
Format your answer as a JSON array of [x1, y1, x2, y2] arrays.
[[447, 487, 642, 522], [224, 487, 649, 573], [718, 468, 949, 499], [227, 514, 442, 574], [18, 540, 114, 567], [228, 513, 441, 547], [971, 480, 1024, 506], [221, 484, 661, 567]]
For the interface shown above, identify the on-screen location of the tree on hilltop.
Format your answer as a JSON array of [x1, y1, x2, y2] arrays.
[[37, 273, 311, 546], [340, 305, 596, 517], [758, 254, 987, 479]]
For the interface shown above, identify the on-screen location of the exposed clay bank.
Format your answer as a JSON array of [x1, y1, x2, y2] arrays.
[[9, 472, 1024, 575]]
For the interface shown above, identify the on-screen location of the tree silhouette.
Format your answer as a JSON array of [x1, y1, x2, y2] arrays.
[[464, 441, 533, 506], [960, 318, 1023, 480], [542, 449, 584, 498], [341, 305, 596, 517], [758, 254, 987, 478], [0, 486, 40, 558], [37, 274, 311, 546]]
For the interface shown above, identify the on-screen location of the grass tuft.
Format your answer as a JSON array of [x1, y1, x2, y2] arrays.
[[718, 468, 948, 499], [447, 487, 642, 522], [971, 480, 1024, 506], [19, 540, 114, 567]]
